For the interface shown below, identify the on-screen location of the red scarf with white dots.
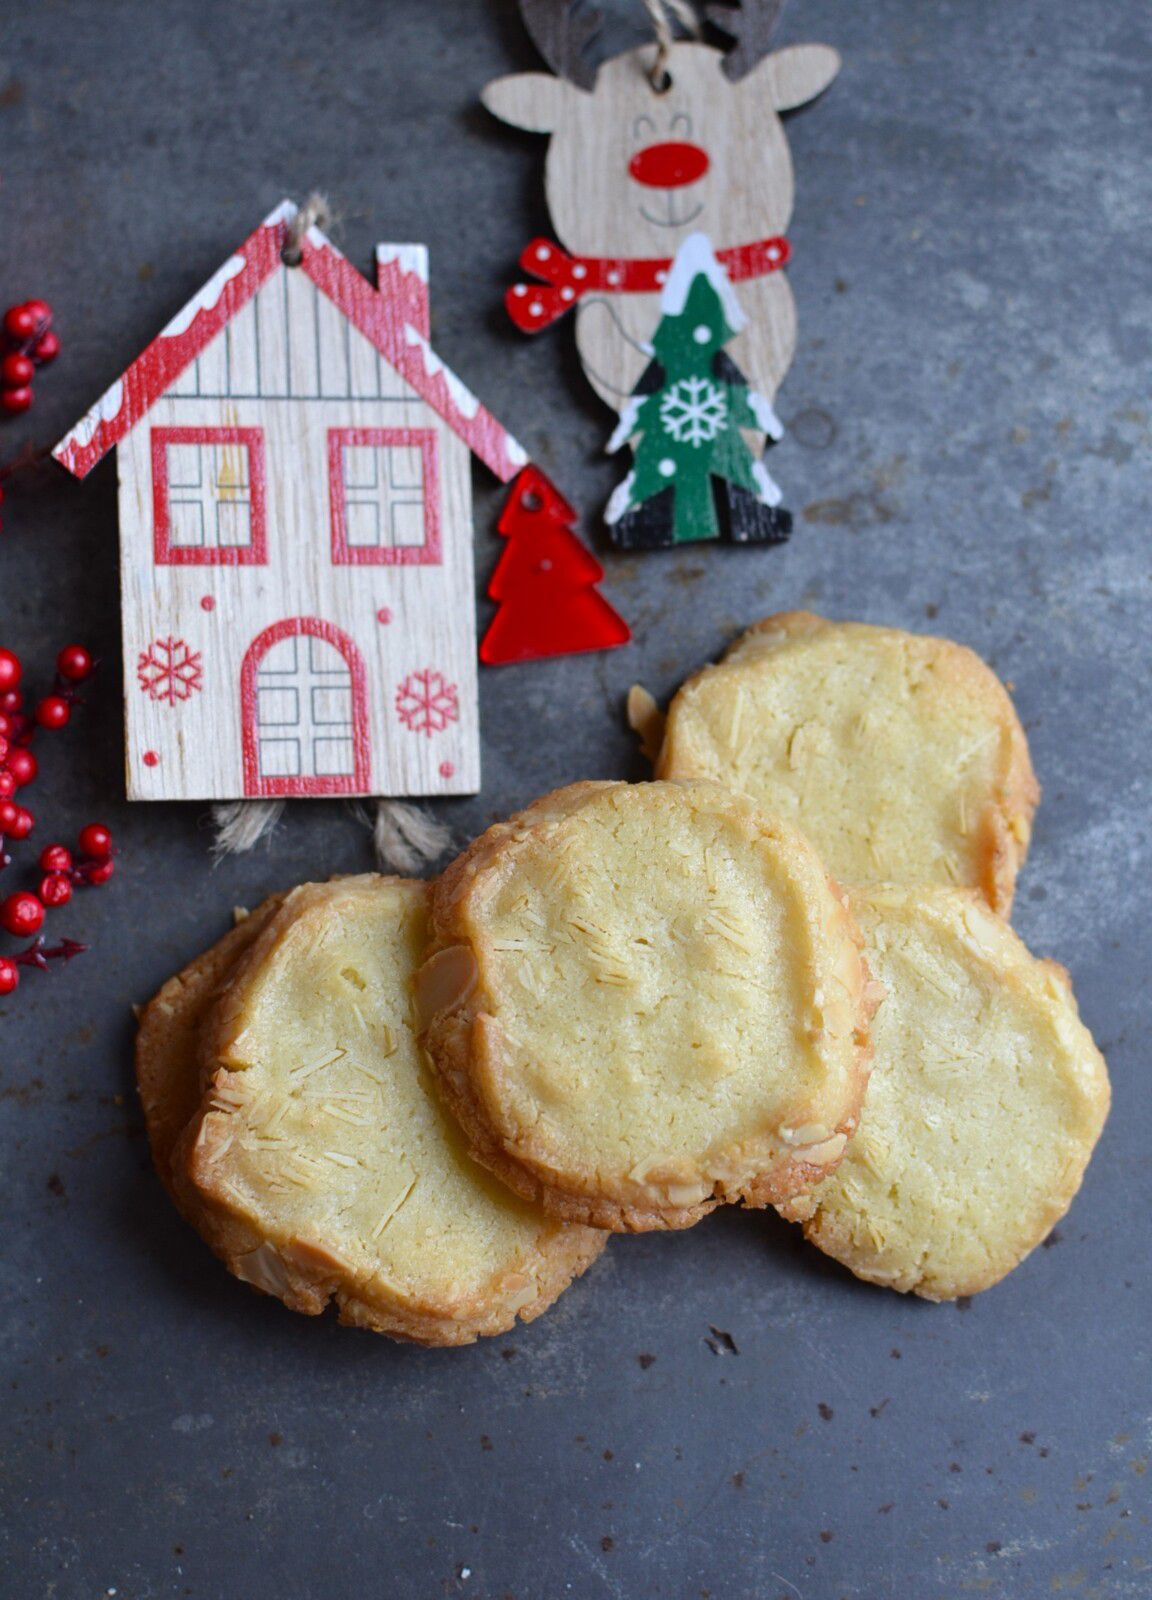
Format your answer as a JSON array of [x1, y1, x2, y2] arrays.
[[506, 236, 791, 332]]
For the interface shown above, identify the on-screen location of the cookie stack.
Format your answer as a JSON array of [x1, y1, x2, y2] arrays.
[[137, 613, 1110, 1344], [138, 877, 605, 1346]]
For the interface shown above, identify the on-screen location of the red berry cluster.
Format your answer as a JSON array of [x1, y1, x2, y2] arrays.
[[1, 300, 59, 417], [0, 643, 111, 996]]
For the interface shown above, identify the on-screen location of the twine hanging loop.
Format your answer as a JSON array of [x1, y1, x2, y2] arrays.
[[641, 0, 700, 90], [282, 192, 332, 266]]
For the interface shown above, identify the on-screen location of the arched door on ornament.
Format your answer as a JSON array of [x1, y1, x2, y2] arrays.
[[241, 618, 371, 797]]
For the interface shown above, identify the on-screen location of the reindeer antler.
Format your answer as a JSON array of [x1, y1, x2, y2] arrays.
[[520, 0, 605, 91], [704, 0, 788, 81]]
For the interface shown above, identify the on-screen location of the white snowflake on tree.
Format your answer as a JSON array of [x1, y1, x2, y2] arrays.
[[659, 375, 728, 447], [137, 636, 203, 705], [395, 668, 459, 738]]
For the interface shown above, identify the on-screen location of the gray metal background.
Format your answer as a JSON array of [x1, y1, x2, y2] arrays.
[[2, 1, 1149, 1595]]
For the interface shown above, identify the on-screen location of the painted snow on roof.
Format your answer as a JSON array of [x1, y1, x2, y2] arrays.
[[376, 244, 430, 339], [62, 379, 125, 451], [53, 200, 526, 483], [376, 243, 429, 284], [660, 231, 748, 334], [404, 328, 481, 420], [161, 252, 247, 338]]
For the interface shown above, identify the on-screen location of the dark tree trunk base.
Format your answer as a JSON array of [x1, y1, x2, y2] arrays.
[[718, 481, 793, 544], [609, 485, 679, 550], [609, 483, 793, 551]]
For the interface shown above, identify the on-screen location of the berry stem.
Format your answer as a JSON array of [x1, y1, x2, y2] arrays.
[[13, 935, 88, 970]]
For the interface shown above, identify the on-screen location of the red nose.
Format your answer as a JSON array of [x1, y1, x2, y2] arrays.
[[628, 141, 710, 189]]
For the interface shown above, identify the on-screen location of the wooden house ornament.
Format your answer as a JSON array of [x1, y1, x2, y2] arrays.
[[53, 200, 529, 804]]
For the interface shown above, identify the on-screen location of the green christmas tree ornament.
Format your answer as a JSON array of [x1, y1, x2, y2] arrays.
[[605, 234, 792, 551]]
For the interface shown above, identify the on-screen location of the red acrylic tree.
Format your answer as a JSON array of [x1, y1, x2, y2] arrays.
[[480, 467, 631, 665]]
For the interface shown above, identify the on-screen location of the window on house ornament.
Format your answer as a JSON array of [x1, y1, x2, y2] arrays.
[[328, 428, 442, 565], [151, 426, 267, 564]]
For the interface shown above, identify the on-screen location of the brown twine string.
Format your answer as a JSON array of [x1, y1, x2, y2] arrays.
[[281, 192, 333, 265], [641, 0, 700, 89]]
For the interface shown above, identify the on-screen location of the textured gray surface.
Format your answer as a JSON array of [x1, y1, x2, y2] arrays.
[[1, 0, 1150, 1595]]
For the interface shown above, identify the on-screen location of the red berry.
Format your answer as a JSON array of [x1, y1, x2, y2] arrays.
[[0, 352, 34, 387], [6, 807, 33, 841], [0, 957, 18, 996], [0, 715, 8, 739], [35, 696, 70, 731], [39, 873, 71, 908], [39, 844, 71, 873], [32, 329, 60, 365], [0, 649, 21, 693], [22, 299, 52, 328], [0, 386, 33, 415], [0, 690, 22, 714], [86, 858, 114, 886], [5, 747, 36, 787], [78, 823, 113, 859], [0, 890, 44, 937], [3, 304, 38, 342], [56, 644, 93, 682], [0, 737, 7, 765], [0, 772, 14, 802], [0, 800, 17, 831]]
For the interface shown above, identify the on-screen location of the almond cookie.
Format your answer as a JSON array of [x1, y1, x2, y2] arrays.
[[655, 613, 1039, 914], [167, 876, 605, 1346], [419, 780, 877, 1232], [136, 895, 285, 1219], [779, 885, 1110, 1300]]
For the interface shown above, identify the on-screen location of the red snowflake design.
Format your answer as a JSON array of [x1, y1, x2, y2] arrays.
[[395, 668, 459, 738], [137, 636, 203, 706]]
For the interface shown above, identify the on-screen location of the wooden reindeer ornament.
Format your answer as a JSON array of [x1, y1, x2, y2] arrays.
[[483, 0, 839, 420]]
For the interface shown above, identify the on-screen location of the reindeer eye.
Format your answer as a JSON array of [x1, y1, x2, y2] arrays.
[[633, 114, 656, 141], [671, 112, 692, 137]]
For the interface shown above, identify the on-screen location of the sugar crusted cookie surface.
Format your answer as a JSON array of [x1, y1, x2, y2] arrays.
[[168, 876, 604, 1345], [419, 781, 877, 1232], [779, 885, 1110, 1300], [656, 612, 1039, 914]]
